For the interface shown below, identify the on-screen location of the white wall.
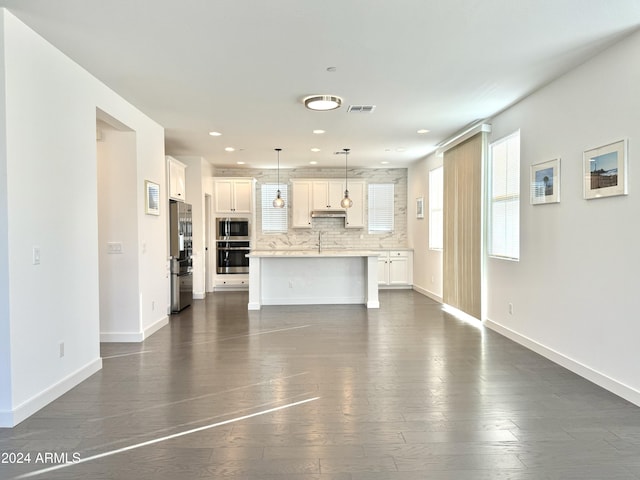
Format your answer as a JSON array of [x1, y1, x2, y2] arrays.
[[0, 9, 167, 426], [177, 156, 208, 299], [484, 29, 640, 404], [0, 12, 11, 415], [97, 124, 140, 340], [408, 153, 443, 301]]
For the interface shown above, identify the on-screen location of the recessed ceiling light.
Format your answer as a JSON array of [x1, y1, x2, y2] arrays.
[[309, 161, 318, 165], [209, 131, 222, 136], [236, 161, 245, 165], [303, 95, 343, 111], [417, 129, 430, 134], [396, 147, 406, 152], [225, 147, 235, 152], [381, 161, 389, 164], [310, 148, 321, 152], [313, 129, 326, 134]]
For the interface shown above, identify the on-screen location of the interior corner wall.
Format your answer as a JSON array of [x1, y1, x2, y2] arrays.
[[0, 9, 166, 426], [97, 125, 141, 341], [485, 28, 640, 405], [408, 153, 443, 302]]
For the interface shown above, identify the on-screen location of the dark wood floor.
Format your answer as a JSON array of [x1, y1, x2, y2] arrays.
[[2, 290, 640, 479]]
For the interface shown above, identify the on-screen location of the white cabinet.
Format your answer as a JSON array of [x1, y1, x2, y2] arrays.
[[292, 181, 312, 228], [312, 180, 345, 210], [214, 178, 253, 213], [167, 156, 186, 201], [378, 250, 413, 287], [345, 181, 365, 228], [291, 179, 365, 228]]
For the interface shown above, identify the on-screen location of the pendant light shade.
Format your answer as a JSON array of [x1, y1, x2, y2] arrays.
[[340, 148, 353, 208], [273, 148, 285, 208]]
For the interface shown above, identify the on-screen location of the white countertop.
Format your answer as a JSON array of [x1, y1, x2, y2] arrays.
[[248, 249, 383, 258]]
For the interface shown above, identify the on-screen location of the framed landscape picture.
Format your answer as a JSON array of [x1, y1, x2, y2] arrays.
[[530, 158, 560, 205], [583, 139, 628, 200], [145, 180, 160, 215]]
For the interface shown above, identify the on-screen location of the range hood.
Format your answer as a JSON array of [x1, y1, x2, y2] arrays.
[[311, 209, 347, 218]]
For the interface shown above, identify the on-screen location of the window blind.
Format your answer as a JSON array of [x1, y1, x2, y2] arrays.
[[368, 183, 394, 232], [261, 184, 288, 233]]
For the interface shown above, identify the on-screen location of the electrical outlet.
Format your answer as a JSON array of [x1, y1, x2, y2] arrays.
[[32, 247, 41, 265], [151, 300, 155, 311], [289, 280, 294, 288], [59, 342, 65, 358], [508, 303, 514, 315]]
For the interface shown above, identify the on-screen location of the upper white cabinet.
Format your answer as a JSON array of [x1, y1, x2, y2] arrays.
[[291, 179, 366, 228], [292, 181, 312, 228], [345, 181, 365, 229], [312, 180, 345, 210], [167, 156, 186, 201], [214, 178, 253, 213]]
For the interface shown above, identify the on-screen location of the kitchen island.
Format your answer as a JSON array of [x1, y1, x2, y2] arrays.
[[247, 250, 381, 310]]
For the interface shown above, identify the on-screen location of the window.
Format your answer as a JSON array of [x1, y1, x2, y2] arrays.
[[261, 184, 288, 233], [368, 183, 394, 233], [489, 131, 520, 260], [428, 166, 443, 250]]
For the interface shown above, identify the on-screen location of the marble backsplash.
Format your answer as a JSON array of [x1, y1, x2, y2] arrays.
[[213, 166, 408, 250]]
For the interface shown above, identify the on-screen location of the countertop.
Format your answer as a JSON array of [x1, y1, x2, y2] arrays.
[[247, 249, 384, 258]]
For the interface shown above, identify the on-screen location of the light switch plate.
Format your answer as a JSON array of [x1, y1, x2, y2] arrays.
[[32, 247, 41, 265]]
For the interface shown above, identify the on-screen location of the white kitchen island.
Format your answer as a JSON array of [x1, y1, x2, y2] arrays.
[[247, 250, 381, 310]]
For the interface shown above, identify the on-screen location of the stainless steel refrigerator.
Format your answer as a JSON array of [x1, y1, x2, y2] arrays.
[[169, 200, 193, 312]]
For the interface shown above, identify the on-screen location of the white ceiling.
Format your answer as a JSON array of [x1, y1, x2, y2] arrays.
[[1, 0, 639, 168]]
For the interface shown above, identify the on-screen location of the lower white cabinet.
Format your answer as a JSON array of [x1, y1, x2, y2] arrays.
[[378, 250, 413, 287], [215, 275, 249, 290]]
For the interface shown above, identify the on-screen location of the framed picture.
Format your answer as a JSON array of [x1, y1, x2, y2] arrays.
[[583, 139, 628, 200], [145, 180, 160, 215], [416, 196, 424, 219], [530, 158, 560, 205]]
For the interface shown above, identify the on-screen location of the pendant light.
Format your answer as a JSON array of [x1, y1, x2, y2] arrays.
[[272, 148, 285, 208], [340, 148, 353, 208]]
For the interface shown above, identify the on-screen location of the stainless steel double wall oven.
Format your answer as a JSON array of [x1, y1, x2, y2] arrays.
[[216, 217, 250, 274]]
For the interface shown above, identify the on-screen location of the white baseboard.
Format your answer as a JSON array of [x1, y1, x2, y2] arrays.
[[0, 358, 102, 428], [100, 331, 144, 342], [100, 316, 168, 343], [485, 318, 640, 408], [412, 284, 443, 303], [143, 315, 168, 339]]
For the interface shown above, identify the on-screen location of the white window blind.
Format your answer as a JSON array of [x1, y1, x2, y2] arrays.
[[489, 131, 520, 260], [368, 183, 394, 233], [261, 184, 288, 233], [429, 166, 443, 250]]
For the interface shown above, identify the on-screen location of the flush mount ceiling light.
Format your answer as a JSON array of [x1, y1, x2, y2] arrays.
[[303, 95, 343, 111], [273, 148, 285, 208]]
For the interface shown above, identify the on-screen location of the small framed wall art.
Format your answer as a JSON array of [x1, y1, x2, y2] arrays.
[[583, 139, 628, 200], [416, 196, 424, 219], [145, 180, 160, 215], [530, 158, 560, 205]]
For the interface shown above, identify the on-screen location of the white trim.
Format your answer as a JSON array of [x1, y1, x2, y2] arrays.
[[436, 122, 492, 156], [100, 331, 144, 342], [412, 285, 443, 303], [193, 292, 206, 300], [485, 319, 640, 407], [143, 315, 168, 339], [101, 316, 168, 343], [0, 358, 102, 427]]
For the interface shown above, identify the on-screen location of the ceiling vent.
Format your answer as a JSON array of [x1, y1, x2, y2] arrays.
[[347, 105, 376, 113]]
